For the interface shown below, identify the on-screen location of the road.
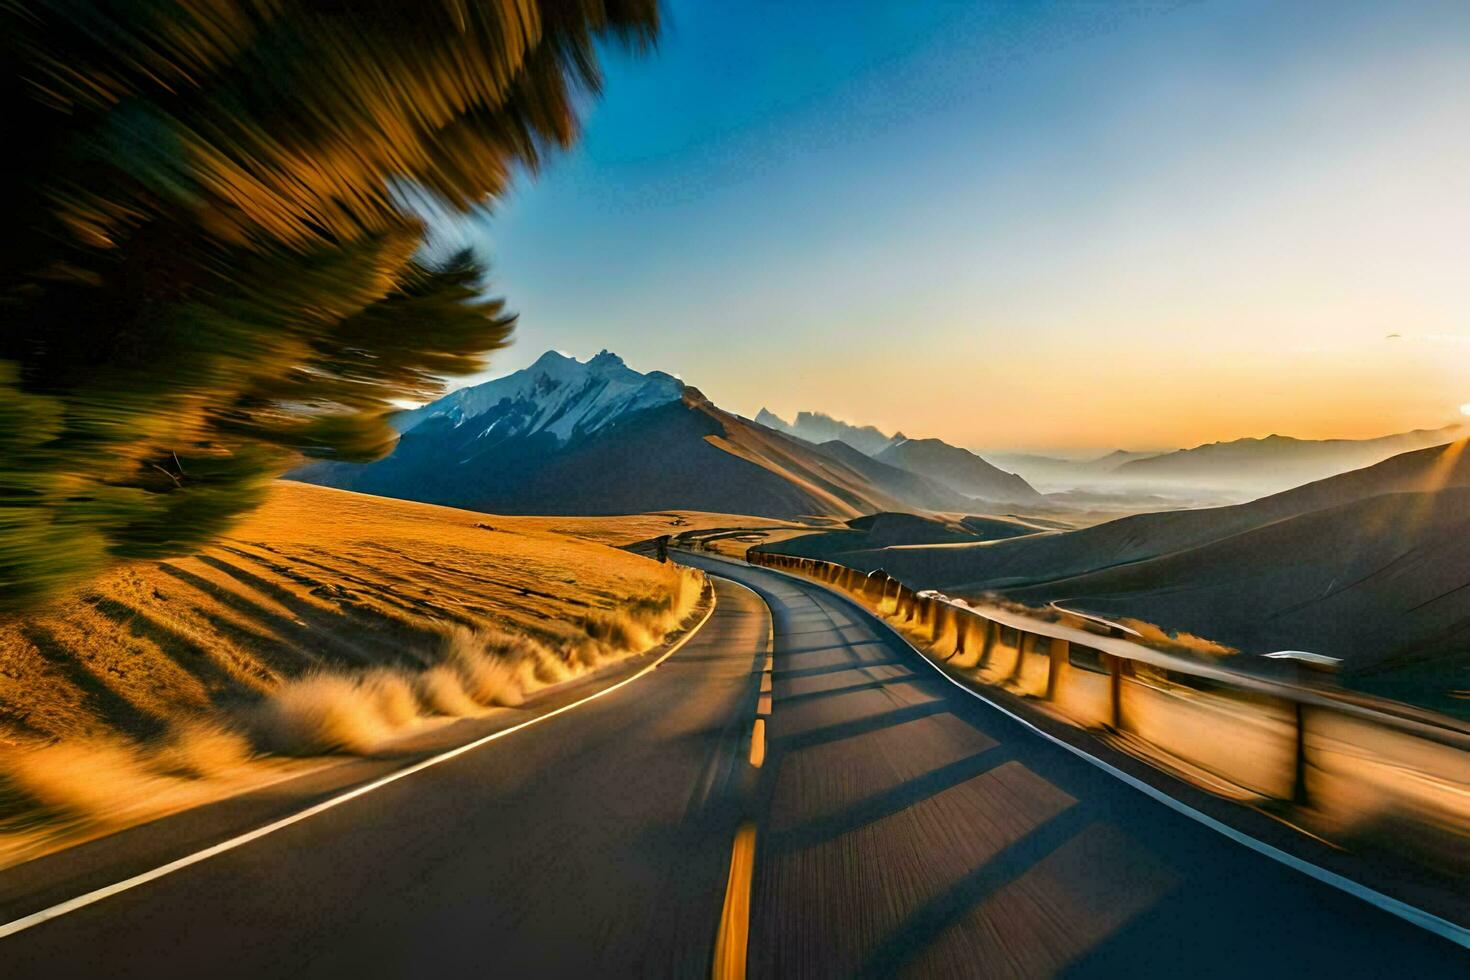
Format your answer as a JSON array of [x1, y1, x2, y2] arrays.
[[0, 558, 1466, 976]]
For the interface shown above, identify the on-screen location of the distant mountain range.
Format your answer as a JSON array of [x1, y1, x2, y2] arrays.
[[757, 408, 1043, 505], [986, 449, 1164, 490], [1110, 427, 1463, 496], [987, 427, 1464, 501], [755, 409, 901, 456], [292, 350, 1043, 519]]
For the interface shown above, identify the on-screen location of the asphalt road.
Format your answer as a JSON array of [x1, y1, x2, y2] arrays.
[[677, 554, 1468, 978], [0, 581, 765, 978], [0, 559, 1465, 977]]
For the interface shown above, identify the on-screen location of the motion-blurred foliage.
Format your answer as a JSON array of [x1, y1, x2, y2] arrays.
[[0, 0, 658, 610]]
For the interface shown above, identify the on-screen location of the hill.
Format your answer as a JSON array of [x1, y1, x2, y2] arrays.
[[801, 440, 1470, 592], [760, 511, 1039, 564], [807, 440, 976, 511], [876, 437, 1045, 505], [1005, 487, 1470, 679], [0, 482, 707, 865], [0, 482, 704, 745], [760, 439, 1470, 705]]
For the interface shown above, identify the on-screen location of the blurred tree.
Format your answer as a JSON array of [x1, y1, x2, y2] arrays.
[[0, 0, 658, 609]]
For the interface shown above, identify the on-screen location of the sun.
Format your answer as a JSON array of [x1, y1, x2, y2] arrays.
[[1461, 404, 1470, 417]]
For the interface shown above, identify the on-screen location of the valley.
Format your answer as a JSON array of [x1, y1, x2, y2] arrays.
[[292, 348, 1470, 717]]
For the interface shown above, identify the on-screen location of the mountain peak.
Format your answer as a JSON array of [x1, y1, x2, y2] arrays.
[[774, 409, 898, 456], [755, 407, 792, 431], [395, 347, 682, 444], [587, 349, 626, 370]]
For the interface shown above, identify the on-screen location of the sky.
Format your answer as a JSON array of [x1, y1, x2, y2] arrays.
[[433, 0, 1470, 454]]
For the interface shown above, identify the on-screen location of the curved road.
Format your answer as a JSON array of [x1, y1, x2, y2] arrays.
[[0, 559, 1465, 976]]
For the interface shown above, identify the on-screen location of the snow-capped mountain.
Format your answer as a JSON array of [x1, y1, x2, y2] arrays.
[[394, 349, 684, 447], [292, 347, 1044, 518], [755, 408, 902, 456]]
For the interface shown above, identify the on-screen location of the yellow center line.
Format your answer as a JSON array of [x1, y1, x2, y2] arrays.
[[757, 694, 771, 716], [762, 654, 773, 672], [711, 822, 757, 980], [759, 673, 772, 694], [748, 718, 766, 768]]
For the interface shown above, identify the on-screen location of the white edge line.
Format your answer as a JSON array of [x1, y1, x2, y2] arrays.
[[0, 589, 719, 942], [737, 559, 1470, 952]]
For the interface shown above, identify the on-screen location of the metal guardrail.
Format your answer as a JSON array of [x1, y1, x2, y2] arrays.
[[745, 548, 1470, 845]]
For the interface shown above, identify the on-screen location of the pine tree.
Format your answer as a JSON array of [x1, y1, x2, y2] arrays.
[[0, 1, 658, 609]]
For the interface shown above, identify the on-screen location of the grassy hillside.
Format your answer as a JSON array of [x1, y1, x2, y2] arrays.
[[0, 482, 703, 744], [0, 482, 707, 865], [438, 507, 810, 550], [1009, 489, 1470, 672]]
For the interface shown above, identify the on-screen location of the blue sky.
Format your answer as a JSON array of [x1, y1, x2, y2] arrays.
[[435, 0, 1470, 453]]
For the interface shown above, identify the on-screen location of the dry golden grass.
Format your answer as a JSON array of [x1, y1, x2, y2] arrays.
[[0, 481, 701, 744], [492, 510, 809, 548], [0, 481, 710, 864]]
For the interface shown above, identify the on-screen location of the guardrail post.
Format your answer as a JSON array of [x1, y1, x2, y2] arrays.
[[878, 574, 896, 613], [952, 612, 969, 661], [1108, 655, 1124, 730], [1008, 632, 1029, 682], [868, 570, 889, 605], [1045, 638, 1069, 700], [1292, 700, 1310, 807], [977, 620, 997, 669]]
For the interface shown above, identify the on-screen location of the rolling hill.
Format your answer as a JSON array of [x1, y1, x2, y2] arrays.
[[0, 481, 706, 866], [876, 437, 1045, 505], [760, 439, 1470, 699], [795, 440, 1470, 592], [1005, 486, 1470, 677], [805, 440, 977, 511]]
